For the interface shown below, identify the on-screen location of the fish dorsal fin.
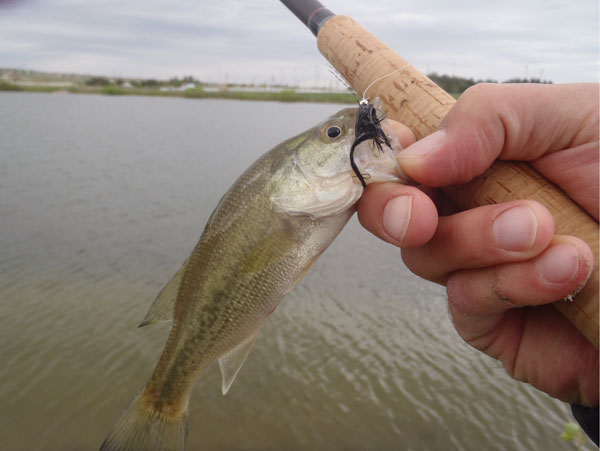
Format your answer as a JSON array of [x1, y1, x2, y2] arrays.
[[138, 257, 190, 327], [218, 328, 261, 395]]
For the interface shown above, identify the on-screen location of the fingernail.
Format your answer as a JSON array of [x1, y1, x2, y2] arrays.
[[536, 244, 580, 283], [401, 130, 446, 156], [492, 206, 538, 251], [382, 195, 413, 242]]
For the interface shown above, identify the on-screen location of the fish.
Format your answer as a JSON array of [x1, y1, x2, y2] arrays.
[[100, 105, 409, 451]]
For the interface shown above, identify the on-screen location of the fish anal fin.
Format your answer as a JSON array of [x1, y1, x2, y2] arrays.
[[139, 257, 190, 327], [218, 328, 261, 395]]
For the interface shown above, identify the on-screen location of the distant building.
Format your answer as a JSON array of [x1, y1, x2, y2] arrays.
[[178, 83, 196, 91]]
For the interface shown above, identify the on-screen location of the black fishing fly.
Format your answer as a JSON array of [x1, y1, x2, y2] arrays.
[[350, 99, 392, 188]]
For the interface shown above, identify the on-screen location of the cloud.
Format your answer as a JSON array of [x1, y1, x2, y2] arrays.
[[0, 0, 597, 85]]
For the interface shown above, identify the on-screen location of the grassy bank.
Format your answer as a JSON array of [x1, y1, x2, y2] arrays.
[[2, 68, 553, 104], [0, 80, 64, 93], [182, 87, 355, 103], [0, 81, 357, 104]]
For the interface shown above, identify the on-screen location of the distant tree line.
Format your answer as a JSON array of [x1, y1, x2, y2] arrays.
[[85, 75, 200, 88], [427, 73, 552, 95], [503, 77, 553, 84], [83, 73, 553, 95], [86, 76, 111, 86]]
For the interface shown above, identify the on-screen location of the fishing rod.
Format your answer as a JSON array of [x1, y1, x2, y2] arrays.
[[279, 0, 599, 349]]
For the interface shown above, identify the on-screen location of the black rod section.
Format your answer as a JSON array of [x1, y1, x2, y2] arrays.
[[279, 0, 335, 36]]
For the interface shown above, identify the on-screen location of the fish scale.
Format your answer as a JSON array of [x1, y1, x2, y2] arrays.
[[100, 106, 406, 451]]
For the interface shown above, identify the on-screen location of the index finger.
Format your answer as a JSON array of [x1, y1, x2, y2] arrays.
[[396, 83, 599, 187]]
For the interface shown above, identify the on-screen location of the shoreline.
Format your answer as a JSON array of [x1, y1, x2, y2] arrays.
[[0, 81, 359, 104]]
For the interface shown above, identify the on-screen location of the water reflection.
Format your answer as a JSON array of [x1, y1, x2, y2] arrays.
[[0, 92, 578, 450]]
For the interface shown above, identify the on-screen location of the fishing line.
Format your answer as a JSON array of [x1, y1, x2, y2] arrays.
[[327, 64, 360, 100], [350, 64, 412, 187], [360, 63, 412, 103]]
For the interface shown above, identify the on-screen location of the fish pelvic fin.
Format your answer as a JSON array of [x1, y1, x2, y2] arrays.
[[100, 390, 188, 451], [139, 258, 190, 327], [218, 328, 262, 395]]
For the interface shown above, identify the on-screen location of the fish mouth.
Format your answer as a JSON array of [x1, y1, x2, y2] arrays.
[[352, 119, 413, 185]]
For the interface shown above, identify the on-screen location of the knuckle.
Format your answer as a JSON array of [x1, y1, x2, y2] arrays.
[[401, 248, 440, 282], [460, 83, 498, 104], [446, 274, 473, 316], [443, 85, 505, 181]]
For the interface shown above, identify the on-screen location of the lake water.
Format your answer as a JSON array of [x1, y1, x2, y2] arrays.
[[0, 92, 586, 450]]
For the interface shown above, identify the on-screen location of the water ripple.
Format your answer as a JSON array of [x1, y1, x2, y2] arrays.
[[0, 93, 580, 451]]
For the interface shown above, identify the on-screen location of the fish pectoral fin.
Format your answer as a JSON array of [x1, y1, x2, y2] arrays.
[[240, 229, 295, 274], [218, 328, 262, 395], [138, 257, 190, 327]]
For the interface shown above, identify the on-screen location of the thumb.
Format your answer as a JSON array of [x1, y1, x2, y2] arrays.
[[396, 83, 599, 187]]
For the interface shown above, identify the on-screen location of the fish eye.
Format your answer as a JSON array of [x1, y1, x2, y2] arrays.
[[326, 125, 342, 139]]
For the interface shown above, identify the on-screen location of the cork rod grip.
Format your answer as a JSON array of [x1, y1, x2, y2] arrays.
[[318, 15, 599, 348]]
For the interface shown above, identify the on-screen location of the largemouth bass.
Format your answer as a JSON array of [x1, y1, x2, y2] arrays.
[[100, 106, 407, 451]]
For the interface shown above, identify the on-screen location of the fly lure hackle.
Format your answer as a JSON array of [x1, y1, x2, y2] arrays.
[[350, 99, 392, 188], [349, 64, 412, 188]]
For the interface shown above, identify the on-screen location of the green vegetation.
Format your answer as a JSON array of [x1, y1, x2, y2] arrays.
[[560, 422, 586, 450], [0, 80, 22, 91], [183, 87, 356, 103], [0, 68, 554, 103], [101, 84, 126, 95], [504, 77, 553, 84], [429, 73, 552, 97], [428, 73, 481, 96], [86, 76, 111, 86], [0, 80, 64, 93]]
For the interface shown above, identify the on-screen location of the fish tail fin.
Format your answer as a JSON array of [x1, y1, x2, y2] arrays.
[[100, 390, 188, 451]]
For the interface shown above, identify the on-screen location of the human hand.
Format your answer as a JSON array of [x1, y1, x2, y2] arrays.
[[358, 83, 599, 406]]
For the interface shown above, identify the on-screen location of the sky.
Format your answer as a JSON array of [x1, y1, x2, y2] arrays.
[[0, 0, 598, 87]]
